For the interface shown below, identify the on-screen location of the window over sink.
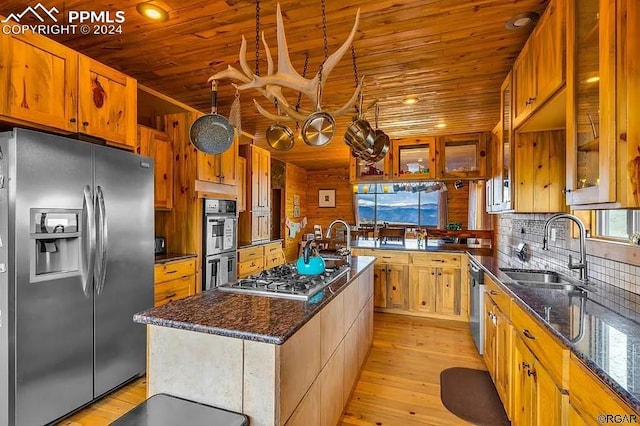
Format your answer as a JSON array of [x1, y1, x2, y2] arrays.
[[595, 210, 640, 243], [354, 182, 443, 229]]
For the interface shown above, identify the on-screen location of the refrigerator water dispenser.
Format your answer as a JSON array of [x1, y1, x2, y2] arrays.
[[30, 209, 81, 281]]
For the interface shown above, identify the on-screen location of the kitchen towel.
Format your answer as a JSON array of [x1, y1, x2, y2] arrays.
[[223, 219, 234, 250]]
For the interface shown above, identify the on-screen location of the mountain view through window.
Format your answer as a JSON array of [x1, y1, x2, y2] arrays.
[[355, 183, 441, 227]]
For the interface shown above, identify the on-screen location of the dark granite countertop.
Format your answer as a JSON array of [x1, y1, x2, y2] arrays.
[[134, 256, 376, 345], [352, 238, 492, 256], [470, 254, 640, 413], [154, 253, 197, 264], [238, 239, 283, 250]]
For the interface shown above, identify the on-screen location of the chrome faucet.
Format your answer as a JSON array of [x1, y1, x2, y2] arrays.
[[326, 219, 351, 262], [542, 213, 589, 282]]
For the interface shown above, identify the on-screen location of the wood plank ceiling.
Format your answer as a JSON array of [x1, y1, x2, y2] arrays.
[[1, 0, 548, 169]]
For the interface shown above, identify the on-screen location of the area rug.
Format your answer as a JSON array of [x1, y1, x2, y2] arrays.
[[440, 367, 510, 425]]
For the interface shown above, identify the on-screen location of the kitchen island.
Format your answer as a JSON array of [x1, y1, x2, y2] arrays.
[[134, 256, 376, 426]]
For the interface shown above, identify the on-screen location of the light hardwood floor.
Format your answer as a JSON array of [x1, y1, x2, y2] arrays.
[[58, 313, 485, 425], [341, 313, 486, 426]]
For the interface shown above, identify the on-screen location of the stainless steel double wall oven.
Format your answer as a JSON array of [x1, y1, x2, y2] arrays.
[[202, 199, 237, 290]]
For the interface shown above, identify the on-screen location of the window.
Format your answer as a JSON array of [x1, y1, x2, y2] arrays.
[[354, 182, 442, 228], [596, 210, 640, 241]]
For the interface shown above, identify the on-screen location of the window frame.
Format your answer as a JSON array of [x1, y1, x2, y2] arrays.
[[595, 209, 640, 242]]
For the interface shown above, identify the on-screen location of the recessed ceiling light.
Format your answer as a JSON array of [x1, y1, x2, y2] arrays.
[[505, 12, 539, 30], [402, 96, 419, 105], [435, 123, 446, 129], [582, 76, 600, 84], [136, 2, 169, 22]]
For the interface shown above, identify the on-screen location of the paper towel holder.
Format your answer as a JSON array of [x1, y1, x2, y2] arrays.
[[515, 242, 528, 262]]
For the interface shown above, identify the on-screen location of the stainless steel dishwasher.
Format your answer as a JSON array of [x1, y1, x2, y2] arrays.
[[469, 258, 485, 354]]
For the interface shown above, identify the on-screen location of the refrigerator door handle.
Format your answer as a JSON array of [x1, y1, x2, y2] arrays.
[[81, 185, 96, 297], [95, 185, 108, 295]]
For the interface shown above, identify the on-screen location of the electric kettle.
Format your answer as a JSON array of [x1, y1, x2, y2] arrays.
[[296, 243, 326, 275]]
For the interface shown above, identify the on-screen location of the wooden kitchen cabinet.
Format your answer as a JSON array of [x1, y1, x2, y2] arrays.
[[391, 138, 437, 180], [153, 258, 197, 306], [513, 0, 565, 128], [408, 253, 465, 320], [78, 56, 137, 150], [196, 130, 238, 186], [437, 133, 488, 178], [513, 333, 566, 426], [0, 31, 78, 133], [0, 31, 137, 148], [488, 73, 514, 213], [372, 264, 388, 308], [138, 126, 174, 210], [569, 354, 639, 422], [237, 157, 247, 212], [238, 144, 271, 244], [237, 241, 284, 278], [484, 297, 498, 383], [513, 130, 566, 212], [565, 0, 640, 208], [385, 264, 409, 309], [483, 274, 513, 418], [349, 154, 391, 183]]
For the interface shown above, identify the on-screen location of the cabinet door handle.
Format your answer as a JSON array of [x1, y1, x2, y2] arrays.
[[82, 121, 89, 127], [166, 270, 178, 275], [523, 329, 536, 340], [431, 272, 435, 276], [70, 118, 77, 123], [392, 286, 396, 291], [489, 290, 499, 296], [438, 272, 442, 276], [521, 362, 530, 370], [562, 188, 572, 194], [165, 292, 177, 299], [527, 369, 537, 379]]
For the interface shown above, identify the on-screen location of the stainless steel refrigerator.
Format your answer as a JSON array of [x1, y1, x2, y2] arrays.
[[0, 128, 154, 426]]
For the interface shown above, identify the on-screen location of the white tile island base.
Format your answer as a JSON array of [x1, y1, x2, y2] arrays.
[[146, 263, 374, 426]]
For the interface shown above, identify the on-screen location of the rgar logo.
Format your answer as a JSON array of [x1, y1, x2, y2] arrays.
[[1, 3, 59, 23]]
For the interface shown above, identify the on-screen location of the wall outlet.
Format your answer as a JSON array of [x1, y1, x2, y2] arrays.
[[551, 228, 557, 242]]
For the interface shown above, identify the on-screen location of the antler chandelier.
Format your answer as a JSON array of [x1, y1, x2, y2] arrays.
[[208, 2, 363, 123]]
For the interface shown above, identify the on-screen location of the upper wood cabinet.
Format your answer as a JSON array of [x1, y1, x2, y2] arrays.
[[351, 134, 488, 183], [238, 144, 271, 244], [78, 56, 137, 150], [437, 133, 488, 178], [391, 138, 437, 180], [237, 156, 247, 212], [566, 0, 639, 208], [0, 32, 137, 149], [514, 131, 567, 213], [138, 125, 174, 210], [0, 31, 77, 133], [513, 0, 566, 128], [349, 154, 391, 183], [196, 128, 238, 186]]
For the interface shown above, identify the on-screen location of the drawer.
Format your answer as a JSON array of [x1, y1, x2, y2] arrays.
[[264, 242, 282, 255], [351, 248, 374, 257], [569, 355, 637, 420], [265, 252, 285, 269], [154, 259, 196, 283], [511, 299, 569, 389], [484, 274, 511, 317], [238, 257, 264, 278], [154, 275, 194, 307], [410, 252, 462, 267], [238, 246, 264, 262], [374, 251, 410, 264]]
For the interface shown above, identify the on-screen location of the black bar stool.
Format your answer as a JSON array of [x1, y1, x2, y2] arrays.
[[111, 393, 249, 426]]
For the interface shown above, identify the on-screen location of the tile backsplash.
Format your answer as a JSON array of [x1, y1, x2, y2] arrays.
[[495, 214, 640, 315]]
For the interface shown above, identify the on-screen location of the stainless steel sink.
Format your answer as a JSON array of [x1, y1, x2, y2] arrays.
[[500, 268, 591, 293], [501, 269, 572, 283], [514, 282, 589, 294]]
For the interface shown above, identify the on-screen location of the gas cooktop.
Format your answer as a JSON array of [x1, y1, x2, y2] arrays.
[[218, 263, 350, 301]]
